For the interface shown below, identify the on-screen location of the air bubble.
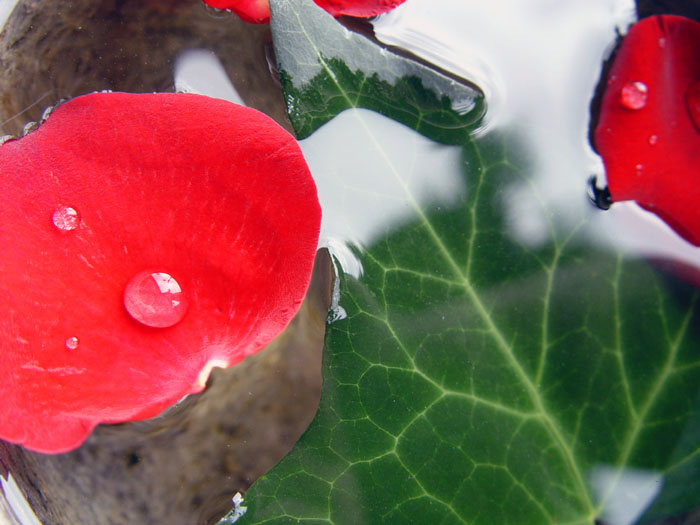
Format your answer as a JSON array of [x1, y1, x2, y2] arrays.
[[52, 206, 81, 231], [124, 271, 189, 328]]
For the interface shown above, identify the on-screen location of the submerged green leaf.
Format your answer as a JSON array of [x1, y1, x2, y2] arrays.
[[270, 0, 484, 144], [220, 1, 700, 524]]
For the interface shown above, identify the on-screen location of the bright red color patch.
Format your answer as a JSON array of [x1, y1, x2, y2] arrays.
[[0, 92, 321, 453], [203, 0, 406, 24], [204, 0, 270, 23], [594, 15, 700, 245]]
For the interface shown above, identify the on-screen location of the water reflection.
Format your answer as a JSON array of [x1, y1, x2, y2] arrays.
[[373, 0, 700, 281], [0, 474, 41, 525], [299, 108, 464, 276], [591, 465, 663, 525], [174, 49, 244, 105]]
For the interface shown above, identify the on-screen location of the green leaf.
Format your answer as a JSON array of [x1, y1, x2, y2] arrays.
[[220, 1, 700, 523], [270, 0, 484, 144]]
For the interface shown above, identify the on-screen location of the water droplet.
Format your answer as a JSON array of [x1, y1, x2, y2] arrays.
[[648, 134, 658, 146], [124, 271, 188, 328], [52, 206, 80, 231], [65, 336, 79, 350], [658, 37, 666, 48], [686, 80, 700, 133], [587, 176, 612, 210], [635, 164, 644, 176], [620, 81, 648, 110], [22, 121, 38, 136]]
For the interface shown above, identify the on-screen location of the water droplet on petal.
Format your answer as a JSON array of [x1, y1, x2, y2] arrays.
[[52, 206, 81, 231], [65, 336, 79, 350], [635, 164, 644, 176], [687, 80, 700, 133], [124, 271, 188, 328], [620, 81, 648, 110], [658, 37, 666, 48], [648, 134, 658, 146]]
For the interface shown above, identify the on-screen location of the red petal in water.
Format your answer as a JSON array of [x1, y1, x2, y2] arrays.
[[0, 92, 321, 453], [202, 0, 406, 24], [594, 15, 700, 245], [314, 0, 406, 18], [204, 0, 271, 23]]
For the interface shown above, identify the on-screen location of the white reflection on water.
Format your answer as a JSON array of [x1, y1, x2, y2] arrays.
[[0, 474, 41, 525], [374, 0, 700, 277], [373, 0, 636, 248], [174, 49, 244, 105], [0, 0, 19, 29], [591, 465, 664, 525], [299, 108, 464, 277]]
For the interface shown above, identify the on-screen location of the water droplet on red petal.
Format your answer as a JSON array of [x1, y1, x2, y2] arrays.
[[648, 134, 659, 145], [620, 81, 648, 110], [124, 271, 189, 328], [686, 79, 700, 133], [65, 336, 79, 350], [52, 206, 80, 231]]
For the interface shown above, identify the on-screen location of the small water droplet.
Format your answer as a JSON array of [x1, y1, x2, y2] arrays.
[[52, 206, 80, 231], [686, 80, 700, 133], [635, 164, 644, 176], [124, 271, 188, 328], [620, 81, 648, 110], [658, 37, 666, 48], [648, 134, 658, 146], [587, 176, 612, 210], [22, 121, 38, 136], [65, 336, 79, 350]]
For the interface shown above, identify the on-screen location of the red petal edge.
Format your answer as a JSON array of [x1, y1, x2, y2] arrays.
[[201, 0, 406, 23], [594, 15, 700, 245], [0, 92, 321, 453], [313, 0, 406, 18], [203, 0, 271, 24]]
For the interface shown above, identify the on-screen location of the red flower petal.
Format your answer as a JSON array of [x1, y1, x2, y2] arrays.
[[204, 0, 271, 24], [313, 0, 406, 18], [202, 0, 406, 24], [0, 92, 320, 453], [594, 15, 700, 245]]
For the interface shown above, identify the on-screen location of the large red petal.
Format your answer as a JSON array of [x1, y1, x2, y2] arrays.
[[0, 92, 320, 453], [594, 15, 700, 245]]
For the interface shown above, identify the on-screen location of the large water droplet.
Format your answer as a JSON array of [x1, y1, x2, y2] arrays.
[[687, 80, 700, 133], [124, 271, 188, 328], [52, 206, 80, 231], [65, 336, 79, 350], [620, 81, 648, 110]]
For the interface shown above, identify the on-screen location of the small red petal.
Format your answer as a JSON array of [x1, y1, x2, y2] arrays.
[[202, 0, 404, 23], [0, 93, 320, 453], [203, 0, 271, 24], [314, 0, 406, 18], [594, 15, 700, 245]]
